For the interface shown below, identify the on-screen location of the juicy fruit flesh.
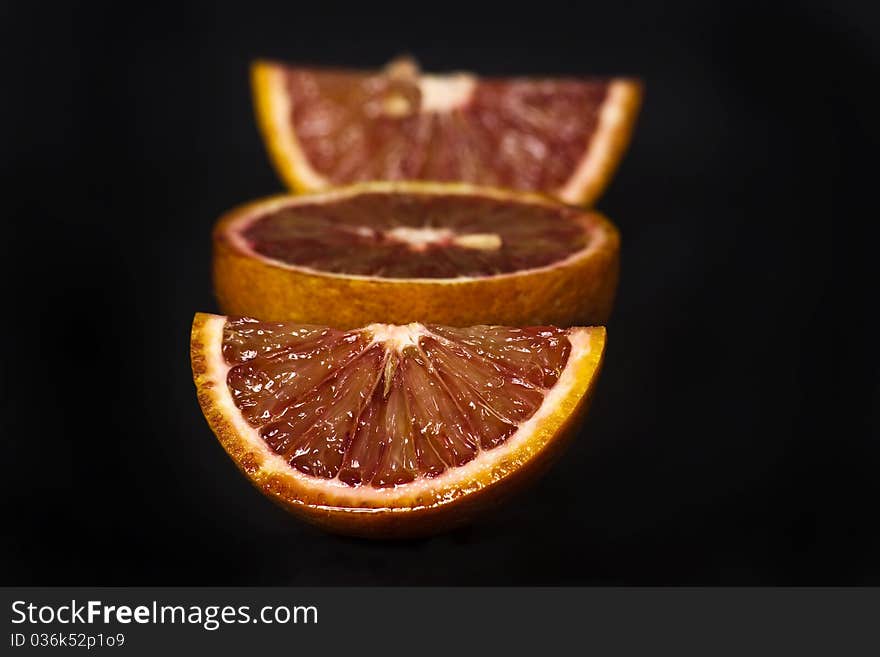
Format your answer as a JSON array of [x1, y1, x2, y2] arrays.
[[283, 63, 610, 191], [222, 317, 572, 488], [242, 192, 590, 278]]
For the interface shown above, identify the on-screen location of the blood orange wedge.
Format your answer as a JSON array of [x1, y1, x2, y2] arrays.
[[252, 57, 642, 205], [191, 313, 605, 537], [213, 181, 620, 328]]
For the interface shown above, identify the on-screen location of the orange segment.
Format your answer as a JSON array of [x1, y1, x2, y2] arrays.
[[191, 313, 606, 537], [252, 58, 642, 205]]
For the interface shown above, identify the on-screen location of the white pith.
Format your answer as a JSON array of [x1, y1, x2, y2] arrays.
[[384, 225, 502, 252], [198, 314, 596, 508], [451, 233, 502, 251], [385, 225, 455, 250], [223, 183, 608, 283], [417, 74, 477, 113], [364, 322, 425, 351], [380, 74, 476, 117], [557, 80, 639, 204]]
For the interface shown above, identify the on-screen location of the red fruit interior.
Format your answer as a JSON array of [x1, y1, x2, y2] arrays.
[[242, 192, 590, 278], [222, 318, 572, 488], [282, 64, 610, 191]]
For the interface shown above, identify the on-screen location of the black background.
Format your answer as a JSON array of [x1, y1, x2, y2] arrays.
[[1, 0, 877, 585]]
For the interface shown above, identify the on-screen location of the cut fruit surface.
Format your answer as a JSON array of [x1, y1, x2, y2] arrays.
[[191, 313, 605, 537], [253, 57, 642, 205], [214, 182, 620, 327], [242, 188, 588, 278]]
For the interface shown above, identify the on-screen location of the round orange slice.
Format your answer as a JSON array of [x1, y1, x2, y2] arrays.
[[191, 313, 606, 537], [213, 182, 620, 328], [252, 57, 642, 205]]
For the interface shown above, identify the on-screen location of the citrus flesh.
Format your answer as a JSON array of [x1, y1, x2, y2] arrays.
[[191, 313, 606, 537], [243, 186, 588, 277], [214, 182, 620, 327], [252, 57, 642, 205]]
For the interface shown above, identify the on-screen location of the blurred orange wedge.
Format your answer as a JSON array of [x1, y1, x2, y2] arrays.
[[252, 57, 642, 205]]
